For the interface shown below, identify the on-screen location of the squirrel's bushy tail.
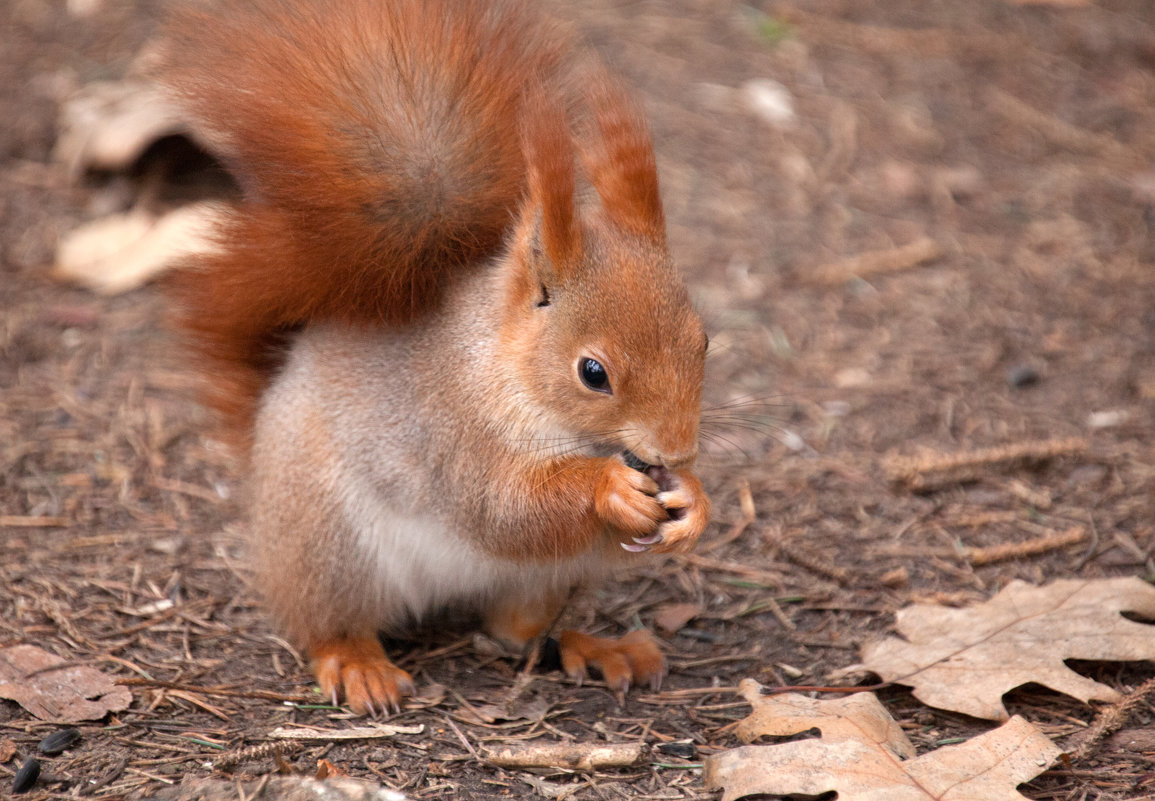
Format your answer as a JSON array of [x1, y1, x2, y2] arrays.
[[160, 0, 577, 445]]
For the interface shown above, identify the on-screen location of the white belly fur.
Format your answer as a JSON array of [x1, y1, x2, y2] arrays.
[[342, 471, 601, 626]]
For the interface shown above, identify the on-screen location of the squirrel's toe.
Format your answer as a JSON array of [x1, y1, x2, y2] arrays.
[[557, 628, 665, 699]]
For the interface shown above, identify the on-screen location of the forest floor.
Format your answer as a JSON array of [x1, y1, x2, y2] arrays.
[[3, 0, 1155, 798]]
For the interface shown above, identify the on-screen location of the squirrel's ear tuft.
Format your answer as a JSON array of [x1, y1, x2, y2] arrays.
[[521, 82, 580, 272], [580, 73, 665, 243]]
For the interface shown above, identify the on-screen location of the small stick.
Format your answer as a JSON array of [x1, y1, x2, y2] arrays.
[[443, 715, 480, 761], [884, 437, 1088, 491], [117, 677, 314, 704], [987, 88, 1137, 164], [167, 689, 232, 721], [776, 540, 850, 585], [1066, 676, 1155, 762], [700, 480, 756, 555], [758, 595, 798, 632], [212, 741, 300, 771], [0, 515, 68, 527], [482, 742, 646, 771], [267, 723, 423, 740], [963, 526, 1086, 566], [805, 238, 941, 287], [675, 553, 785, 588]]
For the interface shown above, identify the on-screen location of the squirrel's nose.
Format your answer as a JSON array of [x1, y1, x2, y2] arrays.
[[659, 445, 698, 470]]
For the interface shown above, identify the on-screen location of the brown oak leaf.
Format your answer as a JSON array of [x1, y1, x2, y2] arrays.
[[0, 645, 132, 722], [704, 679, 1061, 801], [855, 577, 1155, 720]]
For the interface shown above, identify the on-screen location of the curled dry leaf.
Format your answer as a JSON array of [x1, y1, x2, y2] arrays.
[[54, 79, 193, 179], [704, 679, 1061, 801], [854, 577, 1155, 720], [0, 645, 132, 723], [53, 75, 231, 294]]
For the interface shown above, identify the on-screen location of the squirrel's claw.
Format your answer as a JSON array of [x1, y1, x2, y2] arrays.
[[650, 469, 710, 555]]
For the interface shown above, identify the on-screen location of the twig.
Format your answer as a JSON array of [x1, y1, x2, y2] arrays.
[[167, 688, 232, 721], [963, 526, 1086, 566], [805, 238, 942, 287], [758, 595, 798, 632], [0, 515, 69, 527], [700, 480, 756, 554], [775, 540, 850, 585], [884, 437, 1088, 491], [442, 716, 480, 761], [987, 88, 1139, 164], [267, 723, 424, 740], [482, 742, 646, 771], [212, 741, 300, 771], [675, 553, 785, 588], [1066, 676, 1155, 762], [117, 677, 313, 704]]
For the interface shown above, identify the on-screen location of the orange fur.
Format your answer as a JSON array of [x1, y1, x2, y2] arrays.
[[162, 0, 576, 445]]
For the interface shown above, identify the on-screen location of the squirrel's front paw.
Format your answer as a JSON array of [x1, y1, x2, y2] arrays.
[[649, 469, 710, 554], [310, 636, 415, 717], [594, 459, 666, 545]]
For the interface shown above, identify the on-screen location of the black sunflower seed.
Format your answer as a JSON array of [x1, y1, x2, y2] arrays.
[[13, 757, 41, 794], [656, 741, 698, 759], [38, 728, 81, 756]]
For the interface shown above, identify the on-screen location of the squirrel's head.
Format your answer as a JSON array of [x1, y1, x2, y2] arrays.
[[499, 77, 707, 469]]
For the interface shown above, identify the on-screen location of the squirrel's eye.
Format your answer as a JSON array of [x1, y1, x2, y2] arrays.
[[579, 358, 611, 394]]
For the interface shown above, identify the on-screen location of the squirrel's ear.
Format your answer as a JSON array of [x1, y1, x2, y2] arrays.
[[521, 82, 581, 273], [580, 73, 665, 244]]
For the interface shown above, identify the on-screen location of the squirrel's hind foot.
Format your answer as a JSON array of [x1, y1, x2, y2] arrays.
[[558, 629, 665, 698], [310, 635, 415, 716]]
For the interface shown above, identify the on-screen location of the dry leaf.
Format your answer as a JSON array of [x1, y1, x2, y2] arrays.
[[704, 679, 1061, 801], [855, 577, 1155, 720], [730, 680, 916, 759], [520, 774, 584, 800], [54, 202, 224, 294], [0, 645, 132, 722], [455, 695, 551, 725], [314, 758, 347, 779], [653, 603, 702, 635]]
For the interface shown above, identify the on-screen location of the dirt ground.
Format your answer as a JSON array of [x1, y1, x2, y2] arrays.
[[3, 0, 1155, 798]]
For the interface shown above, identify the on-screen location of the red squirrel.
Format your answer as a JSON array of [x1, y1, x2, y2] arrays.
[[161, 0, 711, 715]]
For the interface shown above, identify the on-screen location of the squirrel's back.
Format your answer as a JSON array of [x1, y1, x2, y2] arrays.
[[161, 0, 580, 442]]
